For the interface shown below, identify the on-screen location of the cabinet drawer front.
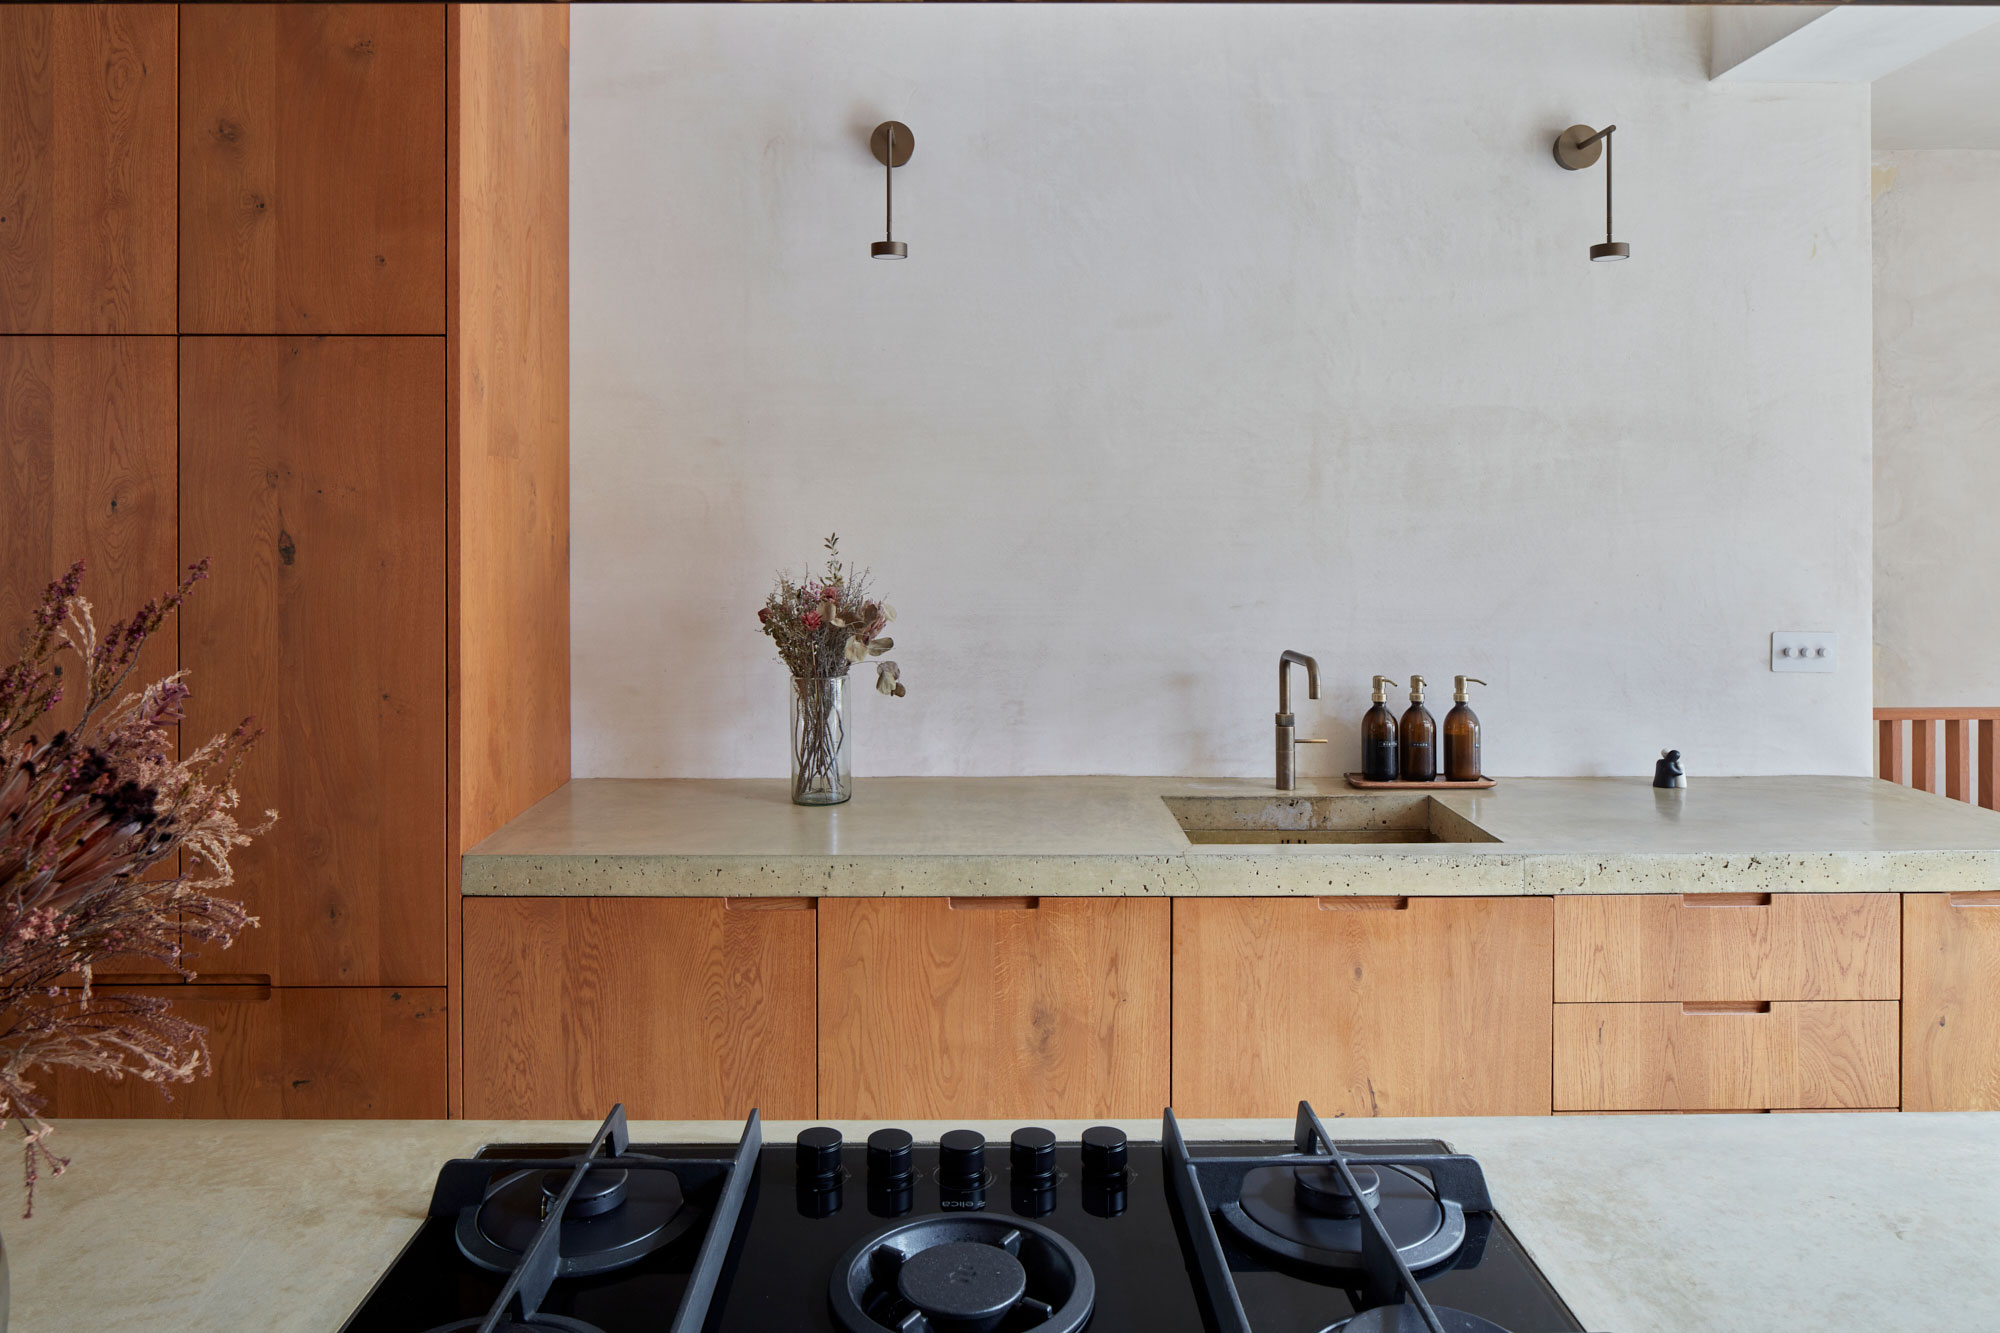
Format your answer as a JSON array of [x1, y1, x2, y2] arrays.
[[1902, 892, 2000, 1111], [1173, 897, 1553, 1118], [1554, 1001, 1898, 1111], [1555, 893, 1898, 1002]]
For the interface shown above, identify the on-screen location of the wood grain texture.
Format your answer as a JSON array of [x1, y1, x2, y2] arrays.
[[1878, 719, 1904, 785], [179, 4, 446, 333], [1554, 1001, 1899, 1111], [0, 335, 178, 718], [179, 336, 446, 987], [1554, 893, 1899, 1003], [463, 897, 817, 1120], [1911, 718, 1936, 793], [39, 984, 443, 1117], [1983, 720, 1997, 813], [1902, 892, 2000, 1111], [0, 6, 176, 333], [1172, 897, 1553, 1118], [820, 897, 1170, 1120]]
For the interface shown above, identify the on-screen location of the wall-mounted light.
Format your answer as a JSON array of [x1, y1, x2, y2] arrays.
[[1553, 124, 1630, 262], [870, 121, 913, 260]]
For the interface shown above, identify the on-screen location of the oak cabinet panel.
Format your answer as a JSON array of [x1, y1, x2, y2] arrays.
[[39, 985, 444, 1118], [1172, 897, 1553, 1118], [179, 335, 446, 987], [1554, 1001, 1898, 1111], [819, 897, 1171, 1120], [0, 335, 179, 727], [0, 5, 177, 333], [463, 898, 817, 1120], [1555, 893, 1899, 1002], [180, 4, 446, 333], [1903, 892, 2000, 1111]]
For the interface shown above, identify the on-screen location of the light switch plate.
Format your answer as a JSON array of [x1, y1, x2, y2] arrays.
[[1771, 630, 1837, 673]]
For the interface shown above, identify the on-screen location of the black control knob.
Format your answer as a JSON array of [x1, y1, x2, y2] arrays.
[[795, 1126, 842, 1182], [1010, 1126, 1057, 1181], [939, 1129, 987, 1186], [1081, 1125, 1127, 1176], [867, 1127, 915, 1181]]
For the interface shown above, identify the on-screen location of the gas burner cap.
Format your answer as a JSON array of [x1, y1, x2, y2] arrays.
[[1325, 1307, 1513, 1333], [456, 1154, 694, 1278], [422, 1317, 604, 1333], [1221, 1159, 1466, 1275], [830, 1213, 1095, 1333]]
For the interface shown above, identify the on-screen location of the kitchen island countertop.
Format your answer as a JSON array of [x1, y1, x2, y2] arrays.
[[461, 775, 2000, 897], [10, 1111, 1997, 1332]]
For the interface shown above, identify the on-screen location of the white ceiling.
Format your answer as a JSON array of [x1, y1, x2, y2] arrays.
[[1873, 19, 2000, 150]]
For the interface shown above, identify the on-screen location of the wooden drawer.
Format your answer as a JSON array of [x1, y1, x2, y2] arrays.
[[464, 897, 817, 1120], [1903, 891, 2000, 1110], [819, 897, 1170, 1120], [1554, 1001, 1898, 1111], [1173, 896, 1553, 1118], [1555, 893, 1898, 1002]]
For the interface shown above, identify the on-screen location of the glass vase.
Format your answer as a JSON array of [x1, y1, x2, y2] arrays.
[[790, 675, 852, 805]]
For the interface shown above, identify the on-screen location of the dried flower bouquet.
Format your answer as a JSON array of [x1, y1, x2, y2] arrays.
[[0, 562, 270, 1211], [757, 535, 906, 803]]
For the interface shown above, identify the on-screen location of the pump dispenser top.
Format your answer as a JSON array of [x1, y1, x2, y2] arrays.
[[1371, 675, 1395, 702], [1453, 675, 1486, 702]]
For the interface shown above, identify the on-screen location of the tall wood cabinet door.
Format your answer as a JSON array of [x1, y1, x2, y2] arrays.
[[179, 336, 446, 987], [0, 6, 177, 333], [179, 4, 446, 334], [1173, 897, 1554, 1118], [1, 335, 179, 720], [819, 897, 1172, 1120], [463, 898, 818, 1120], [1904, 892, 2000, 1110]]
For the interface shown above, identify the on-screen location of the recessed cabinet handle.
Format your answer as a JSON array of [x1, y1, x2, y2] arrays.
[[1681, 1001, 1770, 1015], [1679, 893, 1772, 908], [725, 897, 814, 912], [1318, 896, 1409, 911], [949, 896, 1040, 911], [1949, 892, 2000, 907]]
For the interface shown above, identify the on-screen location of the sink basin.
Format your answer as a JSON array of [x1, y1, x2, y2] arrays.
[[1162, 793, 1499, 846]]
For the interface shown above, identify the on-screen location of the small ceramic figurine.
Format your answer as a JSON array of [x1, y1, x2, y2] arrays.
[[1653, 749, 1687, 789]]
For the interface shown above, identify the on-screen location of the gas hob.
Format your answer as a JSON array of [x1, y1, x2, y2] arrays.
[[339, 1102, 1590, 1333]]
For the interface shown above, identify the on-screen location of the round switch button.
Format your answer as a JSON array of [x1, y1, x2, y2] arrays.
[[939, 1129, 987, 1186]]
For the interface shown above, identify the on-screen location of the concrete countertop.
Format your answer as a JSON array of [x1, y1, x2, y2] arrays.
[[461, 775, 2000, 897], [10, 1112, 1996, 1332]]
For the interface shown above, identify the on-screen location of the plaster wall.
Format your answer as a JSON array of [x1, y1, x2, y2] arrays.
[[1873, 150, 2000, 710], [572, 4, 1874, 779]]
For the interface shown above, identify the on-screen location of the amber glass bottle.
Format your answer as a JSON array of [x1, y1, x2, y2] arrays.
[[1361, 674, 1400, 781], [1399, 675, 1437, 783], [1443, 676, 1488, 782]]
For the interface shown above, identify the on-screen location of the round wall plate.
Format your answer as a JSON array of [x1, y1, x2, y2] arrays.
[[1553, 124, 1603, 171], [871, 121, 915, 167]]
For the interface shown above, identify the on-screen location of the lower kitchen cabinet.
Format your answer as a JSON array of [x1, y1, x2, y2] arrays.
[[1554, 1001, 1899, 1111], [39, 985, 445, 1118], [1902, 892, 2000, 1110], [818, 897, 1171, 1119], [1171, 896, 1553, 1117], [462, 897, 817, 1120]]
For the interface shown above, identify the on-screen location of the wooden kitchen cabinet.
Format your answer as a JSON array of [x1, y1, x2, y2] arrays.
[[179, 335, 446, 988], [1554, 1001, 1898, 1111], [0, 5, 178, 333], [39, 984, 445, 1118], [1172, 896, 1553, 1118], [819, 897, 1171, 1119], [463, 897, 817, 1120], [1555, 893, 1900, 1002], [179, 4, 446, 334], [1903, 892, 2000, 1110]]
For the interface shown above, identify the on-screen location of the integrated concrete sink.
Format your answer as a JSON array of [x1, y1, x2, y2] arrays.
[[1162, 793, 1501, 846]]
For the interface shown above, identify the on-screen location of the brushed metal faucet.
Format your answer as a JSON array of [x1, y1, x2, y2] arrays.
[[1276, 650, 1327, 790]]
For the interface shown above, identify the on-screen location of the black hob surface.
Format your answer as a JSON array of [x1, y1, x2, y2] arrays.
[[340, 1121, 1586, 1333]]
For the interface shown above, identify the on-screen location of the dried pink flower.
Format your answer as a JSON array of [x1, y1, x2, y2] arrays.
[[801, 611, 824, 632]]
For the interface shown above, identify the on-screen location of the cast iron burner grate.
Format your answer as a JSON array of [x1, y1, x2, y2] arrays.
[[418, 1104, 760, 1333], [1167, 1102, 1517, 1333], [829, 1213, 1096, 1333]]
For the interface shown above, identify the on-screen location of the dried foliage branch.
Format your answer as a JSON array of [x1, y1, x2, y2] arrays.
[[0, 561, 271, 1213]]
